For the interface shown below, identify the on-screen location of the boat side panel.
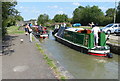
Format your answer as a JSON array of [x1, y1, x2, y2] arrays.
[[55, 36, 88, 54]]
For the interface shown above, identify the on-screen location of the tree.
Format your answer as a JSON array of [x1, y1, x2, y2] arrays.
[[106, 8, 115, 17], [72, 5, 104, 25], [72, 6, 84, 24], [2, 2, 21, 37], [116, 1, 120, 23], [37, 14, 49, 25], [53, 14, 68, 23], [15, 15, 24, 21], [104, 8, 115, 23]]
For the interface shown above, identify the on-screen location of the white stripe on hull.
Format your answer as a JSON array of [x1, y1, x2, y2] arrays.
[[40, 34, 48, 37], [88, 50, 110, 54]]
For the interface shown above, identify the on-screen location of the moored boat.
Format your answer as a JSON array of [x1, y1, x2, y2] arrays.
[[54, 27, 113, 58], [32, 26, 49, 39]]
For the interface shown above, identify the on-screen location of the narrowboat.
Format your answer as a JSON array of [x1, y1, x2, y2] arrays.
[[32, 26, 49, 38], [54, 27, 113, 58]]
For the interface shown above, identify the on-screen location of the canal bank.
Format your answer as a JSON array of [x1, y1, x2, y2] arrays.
[[106, 43, 120, 55], [106, 35, 120, 55]]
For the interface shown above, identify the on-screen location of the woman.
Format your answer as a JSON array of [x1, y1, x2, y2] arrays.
[[25, 24, 29, 35]]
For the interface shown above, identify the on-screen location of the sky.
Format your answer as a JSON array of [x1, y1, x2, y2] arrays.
[[15, 1, 118, 21]]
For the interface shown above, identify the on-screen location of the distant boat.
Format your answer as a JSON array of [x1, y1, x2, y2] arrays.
[[54, 27, 113, 58], [32, 26, 49, 39]]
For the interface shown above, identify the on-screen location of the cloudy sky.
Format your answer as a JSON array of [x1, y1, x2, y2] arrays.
[[15, 1, 118, 21]]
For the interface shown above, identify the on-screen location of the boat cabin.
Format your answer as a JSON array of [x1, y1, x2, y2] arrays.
[[63, 28, 106, 49]]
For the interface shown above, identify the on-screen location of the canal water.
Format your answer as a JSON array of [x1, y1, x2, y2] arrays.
[[39, 31, 119, 79]]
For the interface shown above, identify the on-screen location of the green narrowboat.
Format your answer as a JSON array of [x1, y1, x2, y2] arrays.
[[54, 27, 113, 58]]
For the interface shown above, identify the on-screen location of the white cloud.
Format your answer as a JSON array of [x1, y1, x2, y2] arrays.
[[73, 2, 80, 6], [56, 11, 64, 14], [48, 5, 58, 8], [99, 7, 109, 12], [100, 7, 108, 10], [19, 6, 23, 9]]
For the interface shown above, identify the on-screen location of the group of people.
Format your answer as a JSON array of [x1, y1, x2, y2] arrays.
[[89, 22, 100, 47], [24, 23, 33, 42]]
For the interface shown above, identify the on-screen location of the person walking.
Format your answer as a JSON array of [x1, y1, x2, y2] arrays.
[[91, 25, 100, 46]]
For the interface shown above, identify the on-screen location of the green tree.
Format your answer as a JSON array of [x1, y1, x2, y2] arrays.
[[105, 8, 115, 23], [53, 14, 68, 23], [2, 2, 21, 37], [116, 1, 120, 23], [72, 6, 84, 24], [37, 14, 49, 25], [106, 8, 115, 17], [72, 5, 104, 25], [15, 15, 24, 21]]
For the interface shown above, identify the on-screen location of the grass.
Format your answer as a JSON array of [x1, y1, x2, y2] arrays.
[[32, 36, 35, 41], [35, 43, 66, 80], [77, 26, 92, 29], [7, 26, 24, 35]]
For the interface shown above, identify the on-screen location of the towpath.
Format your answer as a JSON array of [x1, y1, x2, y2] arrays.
[[2, 33, 56, 79]]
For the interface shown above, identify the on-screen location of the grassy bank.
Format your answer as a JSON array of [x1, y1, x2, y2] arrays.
[[7, 26, 24, 35], [35, 43, 66, 80]]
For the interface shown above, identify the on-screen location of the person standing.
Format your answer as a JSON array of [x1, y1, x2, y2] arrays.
[[25, 24, 29, 35], [91, 25, 100, 46], [63, 22, 66, 27], [28, 26, 33, 42], [29, 23, 32, 28], [89, 22, 94, 28]]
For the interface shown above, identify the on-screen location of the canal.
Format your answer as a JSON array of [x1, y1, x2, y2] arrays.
[[38, 30, 119, 79]]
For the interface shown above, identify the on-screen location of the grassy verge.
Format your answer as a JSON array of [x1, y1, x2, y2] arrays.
[[7, 26, 24, 35], [76, 26, 92, 29], [35, 43, 66, 80], [32, 36, 35, 41]]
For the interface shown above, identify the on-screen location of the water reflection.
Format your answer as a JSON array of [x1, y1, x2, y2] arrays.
[[38, 30, 118, 79]]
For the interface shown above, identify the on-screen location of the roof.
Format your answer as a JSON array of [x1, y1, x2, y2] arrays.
[[65, 28, 84, 32]]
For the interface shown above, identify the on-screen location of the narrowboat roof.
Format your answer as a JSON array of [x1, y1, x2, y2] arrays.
[[65, 28, 84, 32]]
